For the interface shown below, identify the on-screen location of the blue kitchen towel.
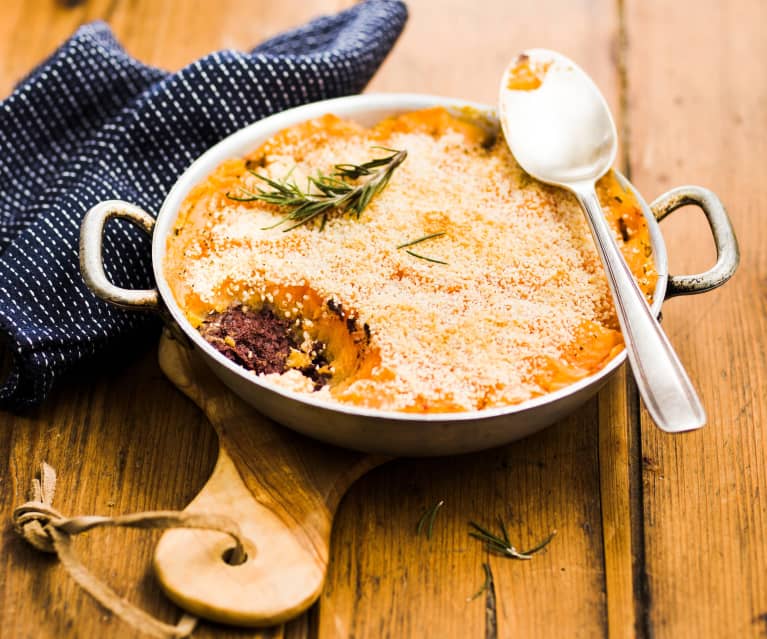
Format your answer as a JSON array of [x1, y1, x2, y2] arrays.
[[0, 0, 407, 410]]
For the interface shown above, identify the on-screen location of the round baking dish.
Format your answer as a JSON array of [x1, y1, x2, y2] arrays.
[[79, 94, 739, 456]]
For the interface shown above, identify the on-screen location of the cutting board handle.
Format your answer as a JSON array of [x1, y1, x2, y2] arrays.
[[154, 335, 384, 626]]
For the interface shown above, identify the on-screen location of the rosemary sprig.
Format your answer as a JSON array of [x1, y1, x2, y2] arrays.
[[226, 148, 407, 232], [468, 517, 556, 559], [467, 562, 492, 602], [416, 499, 445, 539]]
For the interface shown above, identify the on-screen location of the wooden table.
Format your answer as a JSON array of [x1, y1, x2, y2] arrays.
[[1, 1, 764, 637]]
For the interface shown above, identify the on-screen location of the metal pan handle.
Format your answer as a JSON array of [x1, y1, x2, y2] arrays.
[[650, 186, 739, 298], [79, 200, 160, 311]]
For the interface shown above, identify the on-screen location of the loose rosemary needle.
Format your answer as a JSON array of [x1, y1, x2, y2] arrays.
[[396, 231, 446, 249], [226, 148, 407, 232], [405, 250, 448, 265], [467, 562, 493, 602], [468, 516, 556, 559], [397, 231, 448, 265], [416, 499, 445, 539]]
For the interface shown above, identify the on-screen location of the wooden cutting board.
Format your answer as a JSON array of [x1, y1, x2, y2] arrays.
[[153, 332, 387, 626]]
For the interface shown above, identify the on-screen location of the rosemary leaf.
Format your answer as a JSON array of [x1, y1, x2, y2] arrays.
[[333, 146, 401, 178], [225, 187, 261, 202], [467, 562, 492, 602], [468, 518, 556, 560], [396, 231, 446, 249], [520, 530, 558, 555], [427, 500, 444, 539], [416, 499, 445, 539], [497, 516, 511, 547], [227, 148, 407, 232], [405, 249, 448, 265]]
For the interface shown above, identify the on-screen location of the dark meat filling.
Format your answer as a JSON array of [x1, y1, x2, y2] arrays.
[[199, 306, 291, 374], [199, 305, 330, 390]]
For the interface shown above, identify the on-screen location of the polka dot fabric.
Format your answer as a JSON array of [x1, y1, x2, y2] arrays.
[[0, 0, 407, 410]]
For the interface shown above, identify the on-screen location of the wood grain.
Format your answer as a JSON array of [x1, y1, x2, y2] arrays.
[[599, 368, 638, 638], [626, 0, 767, 637], [319, 414, 608, 638], [0, 0, 762, 638]]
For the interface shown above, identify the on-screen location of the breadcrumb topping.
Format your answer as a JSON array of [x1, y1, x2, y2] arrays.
[[165, 108, 656, 412]]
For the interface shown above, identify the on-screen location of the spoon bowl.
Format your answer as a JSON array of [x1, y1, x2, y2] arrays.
[[499, 49, 616, 184], [499, 49, 706, 433]]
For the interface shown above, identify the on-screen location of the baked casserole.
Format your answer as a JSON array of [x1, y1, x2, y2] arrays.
[[164, 107, 656, 413]]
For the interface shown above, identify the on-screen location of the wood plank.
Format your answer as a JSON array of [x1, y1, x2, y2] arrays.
[[319, 1, 623, 637], [625, 0, 767, 636], [599, 367, 648, 639], [598, 9, 646, 637], [321, 415, 608, 639], [0, 343, 218, 638], [598, 9, 673, 616]]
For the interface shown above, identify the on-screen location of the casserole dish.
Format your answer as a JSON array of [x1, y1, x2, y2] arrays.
[[79, 94, 739, 456]]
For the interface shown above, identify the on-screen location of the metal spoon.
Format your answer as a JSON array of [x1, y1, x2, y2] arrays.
[[498, 48, 705, 432]]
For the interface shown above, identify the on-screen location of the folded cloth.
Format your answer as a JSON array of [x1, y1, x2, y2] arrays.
[[0, 0, 407, 410]]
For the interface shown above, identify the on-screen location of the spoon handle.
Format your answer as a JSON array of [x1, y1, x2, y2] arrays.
[[574, 186, 706, 432]]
